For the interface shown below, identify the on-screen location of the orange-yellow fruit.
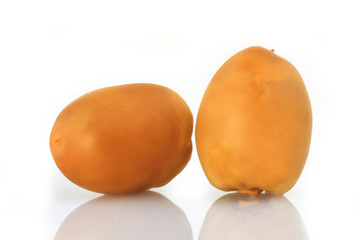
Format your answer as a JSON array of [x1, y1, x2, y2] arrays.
[[50, 83, 193, 194], [195, 46, 312, 195]]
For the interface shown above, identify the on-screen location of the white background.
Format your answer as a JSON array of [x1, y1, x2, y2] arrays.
[[1, 0, 360, 239]]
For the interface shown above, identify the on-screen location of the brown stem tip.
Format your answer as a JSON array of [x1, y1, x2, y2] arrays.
[[238, 188, 263, 196]]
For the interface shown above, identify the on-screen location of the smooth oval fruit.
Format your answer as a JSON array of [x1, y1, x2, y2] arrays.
[[50, 83, 193, 194], [195, 46, 312, 195]]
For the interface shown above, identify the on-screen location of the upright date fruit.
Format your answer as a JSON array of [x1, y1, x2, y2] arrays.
[[196, 46, 312, 195]]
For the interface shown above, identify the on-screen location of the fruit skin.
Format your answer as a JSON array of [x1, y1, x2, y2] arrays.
[[195, 46, 312, 194], [50, 83, 193, 194]]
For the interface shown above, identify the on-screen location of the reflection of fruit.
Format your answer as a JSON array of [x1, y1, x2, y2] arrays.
[[55, 191, 193, 240], [50, 84, 193, 194], [196, 46, 312, 194], [199, 193, 309, 240]]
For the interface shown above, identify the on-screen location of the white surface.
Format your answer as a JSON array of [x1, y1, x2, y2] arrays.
[[1, 0, 360, 239]]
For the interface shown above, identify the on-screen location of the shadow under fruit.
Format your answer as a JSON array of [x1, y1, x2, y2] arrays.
[[199, 193, 308, 240]]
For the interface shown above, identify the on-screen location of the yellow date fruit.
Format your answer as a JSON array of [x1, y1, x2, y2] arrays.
[[50, 83, 193, 194], [195, 46, 312, 195]]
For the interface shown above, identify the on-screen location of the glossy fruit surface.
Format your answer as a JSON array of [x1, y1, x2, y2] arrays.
[[195, 46, 312, 194], [50, 83, 193, 194]]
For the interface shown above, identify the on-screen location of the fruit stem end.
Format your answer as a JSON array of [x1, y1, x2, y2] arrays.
[[238, 188, 263, 196]]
